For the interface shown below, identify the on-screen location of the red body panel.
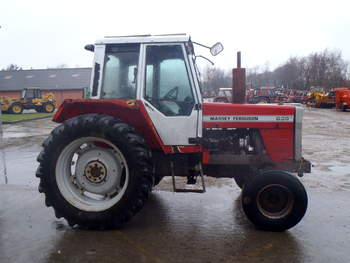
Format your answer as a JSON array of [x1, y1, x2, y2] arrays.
[[203, 103, 295, 162], [335, 88, 350, 109], [53, 99, 296, 162], [53, 99, 202, 154]]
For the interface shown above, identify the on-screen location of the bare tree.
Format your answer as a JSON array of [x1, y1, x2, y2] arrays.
[[304, 49, 348, 90], [246, 49, 348, 90], [47, 63, 68, 69], [2, 64, 22, 71], [201, 66, 231, 95]]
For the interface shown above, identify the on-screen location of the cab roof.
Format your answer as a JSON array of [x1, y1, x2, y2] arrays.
[[95, 34, 190, 45]]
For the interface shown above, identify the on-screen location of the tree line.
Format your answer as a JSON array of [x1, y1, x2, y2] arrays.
[[1, 63, 69, 71], [202, 49, 349, 95]]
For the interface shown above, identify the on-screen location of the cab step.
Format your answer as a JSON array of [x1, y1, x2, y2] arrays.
[[170, 161, 206, 193]]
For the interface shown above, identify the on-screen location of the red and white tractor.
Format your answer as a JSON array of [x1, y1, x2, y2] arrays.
[[37, 34, 310, 231]]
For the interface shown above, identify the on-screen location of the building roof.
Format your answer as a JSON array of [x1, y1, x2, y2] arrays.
[[0, 68, 91, 91]]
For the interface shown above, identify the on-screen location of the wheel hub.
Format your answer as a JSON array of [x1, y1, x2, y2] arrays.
[[257, 184, 294, 219], [85, 161, 107, 184], [75, 147, 123, 195]]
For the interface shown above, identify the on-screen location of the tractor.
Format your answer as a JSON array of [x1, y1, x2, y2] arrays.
[[210, 88, 232, 103], [37, 34, 310, 232], [0, 88, 56, 114], [247, 87, 286, 104]]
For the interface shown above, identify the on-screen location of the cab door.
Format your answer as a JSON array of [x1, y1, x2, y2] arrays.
[[139, 43, 200, 146]]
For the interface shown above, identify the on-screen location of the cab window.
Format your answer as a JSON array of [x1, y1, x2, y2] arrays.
[[144, 45, 195, 116], [24, 89, 35, 98], [101, 44, 140, 99]]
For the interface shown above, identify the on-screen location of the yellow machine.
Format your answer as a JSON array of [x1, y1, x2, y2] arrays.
[[314, 91, 336, 108], [306, 87, 335, 108], [0, 88, 56, 114]]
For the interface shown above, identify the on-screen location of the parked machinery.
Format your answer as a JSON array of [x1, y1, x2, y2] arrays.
[[0, 88, 56, 114], [210, 88, 232, 103], [306, 90, 335, 108], [285, 90, 308, 104], [246, 87, 288, 104], [335, 88, 350, 111], [315, 91, 336, 108], [37, 34, 310, 232]]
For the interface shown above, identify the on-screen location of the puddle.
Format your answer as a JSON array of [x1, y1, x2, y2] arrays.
[[325, 162, 350, 175]]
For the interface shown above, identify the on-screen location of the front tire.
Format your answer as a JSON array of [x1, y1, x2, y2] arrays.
[[234, 175, 246, 189], [241, 171, 307, 231], [9, 102, 23, 114], [36, 114, 154, 229]]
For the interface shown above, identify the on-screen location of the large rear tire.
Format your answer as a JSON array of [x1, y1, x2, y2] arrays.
[[241, 170, 307, 231], [36, 114, 154, 229]]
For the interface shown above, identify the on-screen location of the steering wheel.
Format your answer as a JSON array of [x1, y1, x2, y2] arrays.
[[163, 86, 179, 100]]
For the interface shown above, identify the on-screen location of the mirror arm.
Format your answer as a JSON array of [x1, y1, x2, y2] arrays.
[[192, 41, 211, 49]]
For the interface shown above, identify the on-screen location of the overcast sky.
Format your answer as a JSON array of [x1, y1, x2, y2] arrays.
[[1, 0, 349, 71]]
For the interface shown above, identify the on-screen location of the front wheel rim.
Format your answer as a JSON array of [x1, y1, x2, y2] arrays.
[[45, 104, 54, 112], [13, 105, 21, 113], [55, 137, 129, 212], [256, 184, 294, 219]]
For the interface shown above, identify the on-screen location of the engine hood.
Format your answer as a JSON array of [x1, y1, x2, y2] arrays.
[[202, 102, 296, 129]]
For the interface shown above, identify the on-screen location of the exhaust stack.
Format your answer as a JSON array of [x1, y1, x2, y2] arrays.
[[232, 51, 246, 103]]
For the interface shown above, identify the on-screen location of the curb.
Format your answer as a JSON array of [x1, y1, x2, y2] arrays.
[[2, 115, 53, 124]]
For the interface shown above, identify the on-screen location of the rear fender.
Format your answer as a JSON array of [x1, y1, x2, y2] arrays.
[[53, 99, 172, 153]]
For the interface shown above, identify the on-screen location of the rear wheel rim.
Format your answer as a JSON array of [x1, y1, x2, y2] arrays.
[[55, 137, 129, 212], [256, 184, 294, 219]]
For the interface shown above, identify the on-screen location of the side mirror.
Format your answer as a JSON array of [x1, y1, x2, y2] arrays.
[[84, 44, 95, 52], [210, 42, 224, 56]]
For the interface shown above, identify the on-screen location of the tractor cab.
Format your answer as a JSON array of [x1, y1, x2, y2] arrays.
[[22, 88, 42, 99], [88, 34, 223, 145], [22, 88, 42, 102]]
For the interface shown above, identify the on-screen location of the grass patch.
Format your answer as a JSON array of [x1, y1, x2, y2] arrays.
[[1, 113, 53, 122]]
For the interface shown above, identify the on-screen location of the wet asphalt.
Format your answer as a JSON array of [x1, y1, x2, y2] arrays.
[[1, 108, 350, 263]]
